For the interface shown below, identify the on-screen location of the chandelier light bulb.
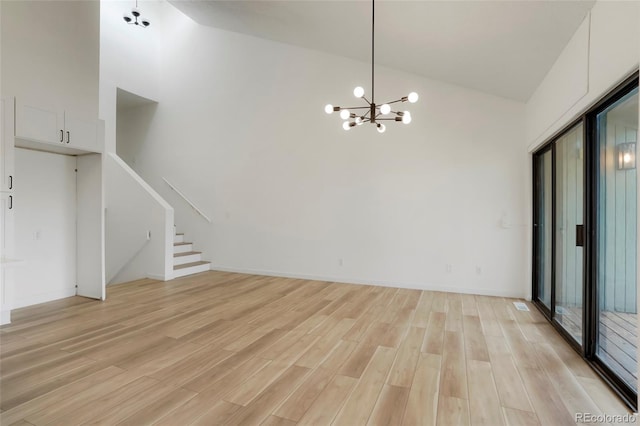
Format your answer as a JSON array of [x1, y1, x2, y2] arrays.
[[408, 92, 419, 103], [340, 109, 350, 120], [380, 104, 391, 115], [131, 7, 141, 17], [377, 123, 386, 133], [402, 111, 412, 124], [355, 117, 363, 125], [325, 104, 334, 114], [123, 13, 132, 23], [343, 121, 351, 131], [353, 86, 365, 98]]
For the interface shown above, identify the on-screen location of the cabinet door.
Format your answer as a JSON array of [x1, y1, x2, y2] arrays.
[[64, 112, 101, 152], [0, 193, 14, 325], [0, 192, 14, 259], [0, 98, 15, 192], [15, 100, 64, 145]]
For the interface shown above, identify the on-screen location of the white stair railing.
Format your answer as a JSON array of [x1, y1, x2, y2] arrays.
[[163, 177, 212, 223]]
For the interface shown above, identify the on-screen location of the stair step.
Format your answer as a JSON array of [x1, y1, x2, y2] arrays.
[[174, 251, 201, 257], [174, 233, 185, 243], [173, 251, 202, 266], [173, 242, 193, 254], [173, 261, 211, 278]]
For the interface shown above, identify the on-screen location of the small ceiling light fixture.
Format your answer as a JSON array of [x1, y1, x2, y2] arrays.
[[617, 142, 636, 170], [325, 0, 418, 133], [123, 0, 150, 28]]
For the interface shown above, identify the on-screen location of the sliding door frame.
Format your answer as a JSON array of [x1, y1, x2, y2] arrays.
[[532, 71, 639, 410], [585, 72, 639, 409], [532, 117, 586, 357]]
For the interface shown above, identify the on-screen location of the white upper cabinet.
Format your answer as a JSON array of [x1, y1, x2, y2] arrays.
[[0, 97, 15, 193], [14, 100, 63, 145], [15, 99, 103, 154]]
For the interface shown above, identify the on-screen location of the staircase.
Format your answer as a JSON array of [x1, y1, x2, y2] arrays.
[[173, 232, 211, 278]]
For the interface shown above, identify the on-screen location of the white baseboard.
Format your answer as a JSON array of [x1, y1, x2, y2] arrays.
[[147, 273, 169, 281], [11, 287, 77, 310], [210, 265, 526, 299]]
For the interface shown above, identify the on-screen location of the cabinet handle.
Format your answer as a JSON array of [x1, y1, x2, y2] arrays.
[[60, 129, 64, 143], [66, 131, 70, 144], [8, 175, 12, 190], [8, 195, 12, 210]]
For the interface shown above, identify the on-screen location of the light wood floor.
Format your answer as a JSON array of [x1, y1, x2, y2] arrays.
[[0, 271, 632, 425]]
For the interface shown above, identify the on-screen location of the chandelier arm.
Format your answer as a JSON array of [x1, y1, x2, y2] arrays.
[[339, 106, 371, 110], [385, 99, 406, 105], [361, 96, 372, 105], [375, 118, 403, 121]]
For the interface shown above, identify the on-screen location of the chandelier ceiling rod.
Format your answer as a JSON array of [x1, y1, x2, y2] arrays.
[[371, 0, 375, 106], [324, 0, 418, 133]]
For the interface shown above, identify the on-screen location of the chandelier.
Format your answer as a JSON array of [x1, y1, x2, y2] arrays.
[[123, 0, 151, 28], [324, 0, 418, 133]]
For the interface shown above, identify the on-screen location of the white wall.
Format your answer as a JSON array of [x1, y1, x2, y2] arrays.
[[526, 1, 640, 151], [117, 102, 158, 169], [100, 0, 163, 153], [105, 154, 173, 284], [13, 149, 77, 308], [0, 0, 99, 117], [116, 5, 529, 297]]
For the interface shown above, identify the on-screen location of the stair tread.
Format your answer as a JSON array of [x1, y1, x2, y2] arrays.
[[175, 233, 184, 236], [174, 260, 210, 270], [174, 251, 202, 258], [174, 242, 192, 246]]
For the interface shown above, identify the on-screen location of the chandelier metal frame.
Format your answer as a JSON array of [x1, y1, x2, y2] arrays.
[[123, 0, 151, 28], [325, 0, 418, 133]]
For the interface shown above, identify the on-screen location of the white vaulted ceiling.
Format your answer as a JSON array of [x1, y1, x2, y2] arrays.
[[167, 0, 596, 102]]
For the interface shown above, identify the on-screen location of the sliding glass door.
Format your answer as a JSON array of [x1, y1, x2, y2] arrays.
[[595, 86, 638, 390], [533, 123, 585, 347], [533, 73, 638, 408], [554, 124, 584, 344]]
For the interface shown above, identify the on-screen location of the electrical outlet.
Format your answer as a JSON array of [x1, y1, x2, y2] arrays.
[[146, 230, 151, 240]]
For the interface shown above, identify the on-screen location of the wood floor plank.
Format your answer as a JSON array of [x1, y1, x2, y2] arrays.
[[436, 396, 470, 426], [367, 384, 410, 426], [534, 343, 603, 417], [439, 331, 467, 399], [490, 354, 534, 413], [387, 326, 425, 387], [297, 375, 357, 425], [117, 386, 197, 426], [333, 346, 397, 425], [402, 353, 440, 426], [467, 359, 505, 426], [422, 311, 445, 354], [191, 400, 243, 426], [223, 365, 310, 425], [260, 415, 298, 426], [274, 366, 333, 421], [502, 408, 541, 426]]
